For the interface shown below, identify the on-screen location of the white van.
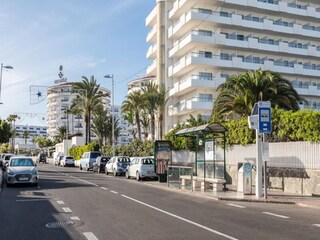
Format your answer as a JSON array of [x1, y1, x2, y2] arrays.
[[79, 151, 102, 171]]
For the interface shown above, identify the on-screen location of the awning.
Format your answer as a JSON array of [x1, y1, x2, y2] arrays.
[[174, 123, 227, 137]]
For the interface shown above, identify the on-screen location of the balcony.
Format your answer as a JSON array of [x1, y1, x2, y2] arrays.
[[168, 98, 214, 116], [293, 84, 320, 97], [168, 53, 320, 78], [146, 60, 157, 75], [168, 8, 320, 41], [169, 75, 225, 97], [146, 44, 157, 59], [146, 25, 157, 43], [146, 6, 157, 27]]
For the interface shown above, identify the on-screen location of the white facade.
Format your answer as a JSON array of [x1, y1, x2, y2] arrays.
[[47, 82, 111, 138], [146, 0, 320, 133], [113, 104, 134, 145]]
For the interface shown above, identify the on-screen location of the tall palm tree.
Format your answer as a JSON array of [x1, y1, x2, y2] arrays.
[[55, 126, 67, 142], [157, 85, 168, 140], [213, 69, 306, 119], [71, 76, 102, 144], [121, 90, 143, 141], [91, 105, 109, 147], [105, 115, 121, 145], [22, 130, 30, 144], [140, 109, 150, 140], [123, 110, 136, 139], [141, 82, 159, 141]]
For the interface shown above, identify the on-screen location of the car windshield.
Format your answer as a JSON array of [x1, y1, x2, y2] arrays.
[[10, 159, 34, 167], [118, 157, 130, 163], [142, 158, 154, 164], [90, 152, 101, 158], [101, 157, 110, 162], [66, 157, 73, 160]]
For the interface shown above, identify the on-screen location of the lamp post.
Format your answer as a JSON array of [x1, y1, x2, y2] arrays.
[[104, 74, 115, 157], [0, 63, 14, 104]]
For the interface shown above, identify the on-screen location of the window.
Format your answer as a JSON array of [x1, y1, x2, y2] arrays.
[[199, 51, 212, 58], [220, 53, 230, 60], [220, 11, 230, 17], [199, 94, 213, 102], [199, 30, 212, 36], [199, 72, 213, 80]]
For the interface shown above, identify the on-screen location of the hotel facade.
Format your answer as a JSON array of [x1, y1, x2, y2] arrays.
[[146, 0, 320, 134]]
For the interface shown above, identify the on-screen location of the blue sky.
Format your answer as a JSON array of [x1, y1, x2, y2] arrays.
[[0, 0, 154, 125]]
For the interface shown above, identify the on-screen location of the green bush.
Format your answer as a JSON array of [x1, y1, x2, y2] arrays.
[[69, 141, 99, 160]]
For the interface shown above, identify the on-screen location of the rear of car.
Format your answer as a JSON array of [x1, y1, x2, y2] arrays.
[[138, 157, 157, 179], [61, 156, 74, 167], [37, 154, 47, 163], [93, 156, 110, 173], [106, 156, 130, 176]]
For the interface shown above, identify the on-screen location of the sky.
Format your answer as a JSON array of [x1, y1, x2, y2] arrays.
[[0, 0, 155, 126]]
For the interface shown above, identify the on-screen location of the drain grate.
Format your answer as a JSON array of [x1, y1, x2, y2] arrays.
[[45, 221, 74, 229]]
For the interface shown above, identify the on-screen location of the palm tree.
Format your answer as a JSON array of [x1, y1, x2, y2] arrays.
[[157, 85, 168, 140], [140, 109, 150, 140], [141, 82, 159, 141], [22, 130, 30, 144], [71, 76, 102, 144], [121, 90, 143, 141], [91, 105, 109, 147], [213, 69, 306, 119], [123, 110, 136, 139], [7, 114, 19, 152], [105, 115, 121, 145], [55, 126, 67, 142]]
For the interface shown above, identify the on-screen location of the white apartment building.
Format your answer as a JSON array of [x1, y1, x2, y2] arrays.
[[47, 82, 111, 138], [113, 105, 134, 145], [146, 0, 320, 134]]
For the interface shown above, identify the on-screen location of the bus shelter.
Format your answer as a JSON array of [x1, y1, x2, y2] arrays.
[[174, 123, 227, 191]]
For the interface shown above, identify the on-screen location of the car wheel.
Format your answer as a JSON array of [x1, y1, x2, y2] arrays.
[[98, 167, 101, 174], [125, 171, 130, 179], [80, 164, 83, 171], [136, 171, 141, 181], [113, 170, 117, 177], [105, 169, 109, 175]]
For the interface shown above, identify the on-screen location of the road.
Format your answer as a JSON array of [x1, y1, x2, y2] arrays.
[[0, 163, 320, 240]]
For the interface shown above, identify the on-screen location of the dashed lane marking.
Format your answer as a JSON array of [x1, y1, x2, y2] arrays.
[[57, 200, 65, 205], [227, 204, 246, 209], [63, 207, 72, 213], [71, 216, 80, 221], [262, 212, 290, 219], [110, 191, 118, 194], [101, 187, 108, 190], [121, 194, 238, 240], [83, 232, 99, 240], [313, 224, 320, 228]]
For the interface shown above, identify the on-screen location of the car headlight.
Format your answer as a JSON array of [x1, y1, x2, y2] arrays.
[[31, 169, 38, 175], [7, 168, 15, 175]]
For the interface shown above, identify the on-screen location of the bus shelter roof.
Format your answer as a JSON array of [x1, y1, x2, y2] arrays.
[[174, 123, 227, 137]]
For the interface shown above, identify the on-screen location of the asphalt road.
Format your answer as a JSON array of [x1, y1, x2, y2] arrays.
[[1, 163, 320, 240]]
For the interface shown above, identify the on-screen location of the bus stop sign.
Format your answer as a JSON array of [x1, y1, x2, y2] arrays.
[[258, 102, 271, 134]]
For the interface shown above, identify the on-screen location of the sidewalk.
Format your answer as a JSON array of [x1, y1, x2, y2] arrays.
[[144, 181, 320, 209]]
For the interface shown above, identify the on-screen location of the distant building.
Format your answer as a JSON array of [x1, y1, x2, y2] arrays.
[[114, 105, 134, 146], [14, 124, 48, 145]]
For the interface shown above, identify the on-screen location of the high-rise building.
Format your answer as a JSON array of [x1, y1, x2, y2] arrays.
[[146, 0, 320, 134], [47, 82, 111, 138]]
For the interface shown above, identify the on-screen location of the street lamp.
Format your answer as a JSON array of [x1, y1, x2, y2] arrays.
[[0, 63, 14, 104], [104, 74, 115, 157]]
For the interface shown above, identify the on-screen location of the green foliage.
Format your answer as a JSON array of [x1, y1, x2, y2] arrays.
[[102, 139, 154, 157], [224, 118, 255, 145], [0, 119, 11, 143], [69, 141, 99, 160]]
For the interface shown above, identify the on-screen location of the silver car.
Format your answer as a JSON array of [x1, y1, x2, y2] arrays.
[[5, 157, 39, 186]]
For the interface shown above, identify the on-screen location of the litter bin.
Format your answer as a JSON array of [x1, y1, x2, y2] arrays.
[[237, 163, 252, 195], [158, 173, 167, 183]]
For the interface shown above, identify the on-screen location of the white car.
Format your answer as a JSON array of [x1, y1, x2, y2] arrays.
[[5, 156, 38, 186], [60, 156, 75, 167], [105, 156, 130, 176], [126, 157, 157, 181], [2, 154, 15, 165]]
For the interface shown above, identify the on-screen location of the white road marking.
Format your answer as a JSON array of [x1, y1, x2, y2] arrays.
[[74, 177, 99, 187], [16, 199, 48, 202], [71, 216, 80, 221], [313, 224, 320, 228], [110, 191, 118, 194], [262, 212, 290, 219], [57, 200, 65, 205], [121, 194, 238, 240], [83, 232, 99, 240], [63, 207, 72, 213], [101, 187, 108, 190], [227, 204, 246, 209]]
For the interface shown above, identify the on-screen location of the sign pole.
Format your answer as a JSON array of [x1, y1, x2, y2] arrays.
[[256, 130, 263, 197]]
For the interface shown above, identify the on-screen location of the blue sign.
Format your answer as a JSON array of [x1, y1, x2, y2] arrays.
[[259, 107, 271, 133]]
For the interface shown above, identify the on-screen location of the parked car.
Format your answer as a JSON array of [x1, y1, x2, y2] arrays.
[[53, 152, 64, 166], [60, 156, 75, 167], [79, 151, 102, 171], [105, 156, 130, 176], [36, 153, 47, 163], [4, 156, 38, 186], [2, 154, 15, 165], [93, 156, 110, 173], [54, 155, 64, 166], [126, 157, 157, 181]]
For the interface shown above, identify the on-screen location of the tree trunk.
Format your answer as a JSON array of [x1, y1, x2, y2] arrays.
[[159, 113, 163, 140], [135, 111, 142, 141], [85, 113, 89, 144], [88, 110, 91, 143], [151, 113, 155, 141]]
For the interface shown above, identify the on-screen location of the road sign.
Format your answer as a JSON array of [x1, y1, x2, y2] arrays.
[[258, 107, 271, 133]]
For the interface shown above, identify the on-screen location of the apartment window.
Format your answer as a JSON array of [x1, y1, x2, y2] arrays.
[[221, 73, 229, 79], [220, 53, 230, 60], [199, 72, 213, 80], [199, 30, 212, 36], [198, 8, 212, 15], [199, 51, 212, 58], [199, 94, 213, 102], [220, 11, 230, 17], [237, 34, 245, 41]]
